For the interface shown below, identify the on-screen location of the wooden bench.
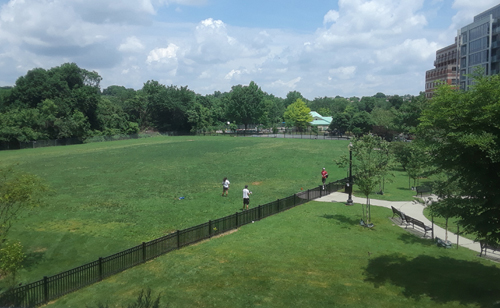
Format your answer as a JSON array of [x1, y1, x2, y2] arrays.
[[391, 205, 405, 224], [479, 241, 500, 257], [404, 216, 433, 237], [415, 186, 432, 198], [391, 206, 406, 225]]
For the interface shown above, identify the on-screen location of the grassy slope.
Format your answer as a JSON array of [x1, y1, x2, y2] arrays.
[[49, 201, 500, 308], [0, 136, 372, 287]]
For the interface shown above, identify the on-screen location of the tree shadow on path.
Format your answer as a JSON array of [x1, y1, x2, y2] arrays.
[[364, 253, 500, 307]]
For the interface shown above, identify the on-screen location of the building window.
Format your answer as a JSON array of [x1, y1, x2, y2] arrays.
[[469, 37, 488, 53], [470, 23, 489, 41], [469, 50, 488, 65]]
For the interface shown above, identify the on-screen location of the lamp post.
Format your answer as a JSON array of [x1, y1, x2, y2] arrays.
[[346, 142, 353, 205]]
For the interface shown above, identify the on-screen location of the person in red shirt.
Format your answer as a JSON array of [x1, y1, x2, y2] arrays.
[[321, 168, 328, 190]]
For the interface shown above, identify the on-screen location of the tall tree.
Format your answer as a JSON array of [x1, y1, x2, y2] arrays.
[[283, 98, 313, 131], [225, 81, 265, 130], [284, 91, 305, 108], [350, 134, 392, 224], [417, 74, 500, 244]]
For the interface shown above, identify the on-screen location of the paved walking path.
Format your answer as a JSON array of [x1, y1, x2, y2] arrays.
[[316, 192, 498, 258]]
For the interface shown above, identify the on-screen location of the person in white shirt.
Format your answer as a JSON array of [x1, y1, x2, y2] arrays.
[[222, 177, 230, 197], [242, 185, 252, 210]]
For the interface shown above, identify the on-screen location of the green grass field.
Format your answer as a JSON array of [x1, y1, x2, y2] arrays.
[[0, 136, 365, 288], [48, 201, 500, 308]]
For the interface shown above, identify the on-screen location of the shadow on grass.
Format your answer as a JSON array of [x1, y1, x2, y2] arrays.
[[320, 214, 359, 227], [22, 251, 46, 271], [397, 233, 435, 247], [364, 253, 500, 307]]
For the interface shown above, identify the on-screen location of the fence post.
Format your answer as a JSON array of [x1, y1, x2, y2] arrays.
[[43, 276, 49, 304], [258, 205, 261, 220], [294, 194, 296, 207], [431, 217, 434, 240], [308, 189, 310, 200], [209, 220, 212, 238], [457, 224, 459, 249], [277, 199, 280, 212], [142, 242, 146, 263], [98, 257, 103, 281], [177, 230, 180, 248], [235, 212, 239, 228]]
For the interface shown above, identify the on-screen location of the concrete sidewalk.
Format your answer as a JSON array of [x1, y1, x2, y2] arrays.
[[316, 192, 498, 258]]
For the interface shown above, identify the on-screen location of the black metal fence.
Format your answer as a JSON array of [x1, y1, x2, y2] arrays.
[[0, 180, 346, 308], [198, 130, 348, 140]]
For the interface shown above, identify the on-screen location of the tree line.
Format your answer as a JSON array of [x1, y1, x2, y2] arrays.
[[0, 63, 424, 147]]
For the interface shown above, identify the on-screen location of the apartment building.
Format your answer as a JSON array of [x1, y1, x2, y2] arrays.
[[425, 40, 458, 99], [458, 4, 500, 90], [425, 4, 500, 96]]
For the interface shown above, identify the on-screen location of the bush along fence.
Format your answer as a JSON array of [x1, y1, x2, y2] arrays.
[[0, 179, 347, 307]]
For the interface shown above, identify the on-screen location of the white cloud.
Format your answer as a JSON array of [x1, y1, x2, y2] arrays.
[[146, 43, 180, 64], [119, 36, 145, 53], [2, 0, 500, 99], [269, 77, 301, 89], [224, 69, 242, 80], [323, 10, 339, 25], [329, 66, 356, 79]]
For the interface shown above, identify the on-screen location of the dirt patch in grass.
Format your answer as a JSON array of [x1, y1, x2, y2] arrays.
[[252, 181, 262, 185], [190, 229, 239, 247]]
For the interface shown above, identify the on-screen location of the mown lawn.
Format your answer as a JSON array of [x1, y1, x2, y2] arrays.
[[48, 201, 500, 308], [0, 136, 442, 288], [1, 136, 381, 288]]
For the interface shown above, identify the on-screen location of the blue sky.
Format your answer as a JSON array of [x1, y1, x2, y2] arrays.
[[0, 0, 499, 99]]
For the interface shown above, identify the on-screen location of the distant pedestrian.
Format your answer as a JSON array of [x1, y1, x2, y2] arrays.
[[321, 167, 328, 190], [242, 185, 252, 210], [222, 177, 230, 196]]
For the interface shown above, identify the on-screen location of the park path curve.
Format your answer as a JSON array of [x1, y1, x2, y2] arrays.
[[316, 192, 491, 256]]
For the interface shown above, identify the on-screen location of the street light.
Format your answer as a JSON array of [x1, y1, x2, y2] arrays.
[[346, 142, 353, 205]]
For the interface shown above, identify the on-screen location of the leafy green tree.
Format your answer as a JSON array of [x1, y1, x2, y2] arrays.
[[388, 95, 404, 109], [391, 93, 427, 134], [350, 111, 374, 136], [225, 81, 265, 130], [0, 241, 25, 286], [187, 102, 212, 133], [417, 74, 500, 244], [317, 107, 331, 117], [283, 98, 313, 131], [95, 98, 138, 136], [350, 134, 392, 223], [284, 91, 305, 108], [259, 97, 284, 129], [123, 92, 150, 131], [0, 167, 50, 244], [143, 81, 196, 132]]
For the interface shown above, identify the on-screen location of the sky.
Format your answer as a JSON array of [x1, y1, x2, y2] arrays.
[[0, 0, 499, 99]]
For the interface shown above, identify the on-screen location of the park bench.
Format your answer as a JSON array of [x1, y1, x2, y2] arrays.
[[404, 215, 433, 237], [479, 240, 500, 257], [415, 186, 432, 198], [391, 206, 407, 225]]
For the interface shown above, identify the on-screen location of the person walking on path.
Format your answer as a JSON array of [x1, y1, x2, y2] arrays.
[[222, 177, 230, 196], [321, 167, 328, 190], [242, 185, 252, 210]]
